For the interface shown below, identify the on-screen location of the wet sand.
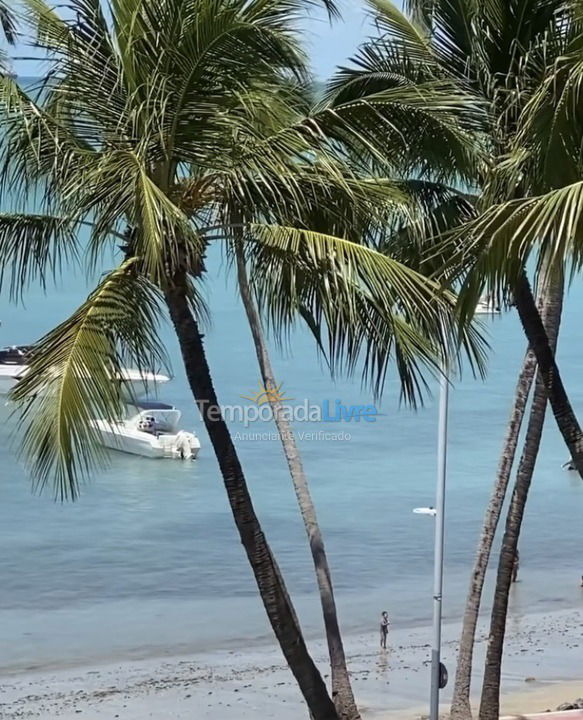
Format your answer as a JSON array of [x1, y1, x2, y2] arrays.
[[1, 608, 581, 719]]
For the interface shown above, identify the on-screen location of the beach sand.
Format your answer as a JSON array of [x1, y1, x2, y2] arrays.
[[1, 608, 581, 719]]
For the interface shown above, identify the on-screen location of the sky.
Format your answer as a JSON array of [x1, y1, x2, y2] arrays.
[[10, 0, 384, 79]]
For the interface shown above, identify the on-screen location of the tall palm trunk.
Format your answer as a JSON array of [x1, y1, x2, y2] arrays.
[[235, 247, 360, 720], [450, 347, 537, 720], [514, 269, 583, 474], [164, 282, 339, 720], [479, 271, 564, 720]]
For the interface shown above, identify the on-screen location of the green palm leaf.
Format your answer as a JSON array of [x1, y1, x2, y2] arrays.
[[448, 180, 583, 292], [0, 0, 17, 45], [244, 223, 488, 401], [11, 260, 168, 500], [368, 0, 434, 61], [0, 213, 78, 299], [320, 81, 484, 182]]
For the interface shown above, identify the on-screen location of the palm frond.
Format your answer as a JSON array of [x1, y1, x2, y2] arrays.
[[512, 53, 583, 193], [318, 81, 485, 182], [11, 260, 168, 500], [114, 152, 203, 284], [0, 74, 94, 205], [0, 0, 17, 45], [404, 0, 479, 75], [435, 180, 583, 323], [368, 0, 435, 62], [379, 180, 477, 273], [2, 0, 491, 448], [0, 213, 78, 299], [244, 223, 488, 402], [19, 0, 72, 48], [327, 31, 443, 112]]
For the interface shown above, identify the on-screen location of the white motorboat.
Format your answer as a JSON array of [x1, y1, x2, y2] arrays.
[[0, 345, 170, 397], [91, 401, 200, 459], [0, 345, 31, 394], [475, 295, 501, 315]]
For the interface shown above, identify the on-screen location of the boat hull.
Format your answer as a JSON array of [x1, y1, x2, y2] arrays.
[[0, 366, 170, 397], [0, 366, 25, 395], [92, 420, 200, 459]]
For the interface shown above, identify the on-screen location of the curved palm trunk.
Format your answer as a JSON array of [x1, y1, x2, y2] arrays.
[[478, 271, 564, 720], [514, 270, 583, 475], [165, 283, 339, 720], [235, 247, 360, 720], [450, 347, 537, 720]]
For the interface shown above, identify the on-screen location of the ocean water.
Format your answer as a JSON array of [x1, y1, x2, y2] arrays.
[[1, 248, 583, 673]]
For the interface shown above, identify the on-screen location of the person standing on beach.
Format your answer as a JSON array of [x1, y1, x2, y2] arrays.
[[511, 550, 520, 583], [380, 611, 390, 649]]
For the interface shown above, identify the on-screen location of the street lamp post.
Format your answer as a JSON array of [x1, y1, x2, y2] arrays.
[[413, 302, 497, 720], [430, 361, 449, 720], [413, 298, 501, 720], [413, 358, 450, 720]]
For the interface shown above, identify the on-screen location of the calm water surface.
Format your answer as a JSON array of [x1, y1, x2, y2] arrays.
[[1, 249, 583, 671]]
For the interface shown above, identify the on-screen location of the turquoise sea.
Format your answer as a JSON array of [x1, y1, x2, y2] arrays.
[[1, 243, 583, 673]]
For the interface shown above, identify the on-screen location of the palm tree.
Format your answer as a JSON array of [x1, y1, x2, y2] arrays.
[[232, 84, 489, 716], [446, 12, 583, 710], [236, 244, 363, 717], [479, 270, 564, 720], [327, 3, 583, 717], [453, 270, 561, 720], [0, 1, 484, 717], [232, 133, 487, 720], [450, 346, 537, 720], [235, 245, 360, 718], [331, 0, 583, 472]]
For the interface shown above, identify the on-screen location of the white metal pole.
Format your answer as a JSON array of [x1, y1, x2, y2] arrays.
[[429, 359, 449, 720]]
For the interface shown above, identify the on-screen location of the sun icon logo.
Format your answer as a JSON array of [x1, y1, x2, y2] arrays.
[[241, 381, 293, 405]]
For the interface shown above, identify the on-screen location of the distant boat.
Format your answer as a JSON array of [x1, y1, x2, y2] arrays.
[[475, 294, 502, 315], [0, 344, 170, 397], [2, 60, 17, 80], [90, 401, 200, 459]]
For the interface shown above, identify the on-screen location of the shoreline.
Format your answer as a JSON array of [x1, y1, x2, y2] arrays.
[[1, 607, 581, 719], [3, 565, 581, 678]]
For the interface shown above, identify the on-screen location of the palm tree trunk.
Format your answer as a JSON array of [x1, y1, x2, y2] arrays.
[[514, 269, 583, 474], [164, 282, 339, 720], [450, 347, 537, 720], [235, 246, 360, 720], [478, 270, 564, 720]]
